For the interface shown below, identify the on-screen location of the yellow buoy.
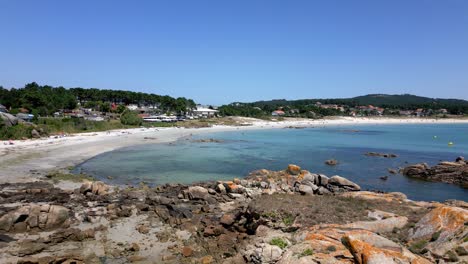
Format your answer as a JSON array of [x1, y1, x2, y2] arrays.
[[448, 142, 454, 146]]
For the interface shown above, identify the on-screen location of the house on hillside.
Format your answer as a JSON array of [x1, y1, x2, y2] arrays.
[[0, 104, 7, 113], [271, 110, 285, 116]]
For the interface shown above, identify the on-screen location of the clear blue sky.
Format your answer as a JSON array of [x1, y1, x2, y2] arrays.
[[1, 0, 467, 104]]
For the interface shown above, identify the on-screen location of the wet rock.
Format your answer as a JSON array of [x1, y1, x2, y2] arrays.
[[325, 159, 338, 166]]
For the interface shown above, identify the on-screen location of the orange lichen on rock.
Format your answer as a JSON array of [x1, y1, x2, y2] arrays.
[[287, 164, 301, 175], [411, 206, 468, 241], [343, 235, 432, 264]]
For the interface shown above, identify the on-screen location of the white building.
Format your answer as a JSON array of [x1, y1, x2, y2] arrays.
[[193, 107, 218, 118], [127, 104, 139, 110]]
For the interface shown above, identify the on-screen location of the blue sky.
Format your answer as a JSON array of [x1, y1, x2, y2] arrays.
[[1, 0, 467, 104]]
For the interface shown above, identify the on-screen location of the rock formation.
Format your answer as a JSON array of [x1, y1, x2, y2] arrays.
[[0, 165, 465, 263], [403, 157, 468, 187]]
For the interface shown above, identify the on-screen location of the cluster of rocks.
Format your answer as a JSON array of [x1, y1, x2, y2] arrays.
[[0, 112, 45, 138], [0, 165, 466, 263], [245, 164, 361, 196], [403, 157, 468, 187]]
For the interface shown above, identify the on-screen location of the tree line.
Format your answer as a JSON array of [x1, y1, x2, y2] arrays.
[[218, 94, 468, 118], [0, 82, 197, 116]]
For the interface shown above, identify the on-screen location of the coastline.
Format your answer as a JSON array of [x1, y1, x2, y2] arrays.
[[1, 116, 468, 184]]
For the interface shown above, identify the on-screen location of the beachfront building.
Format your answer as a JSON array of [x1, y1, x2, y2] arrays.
[[193, 106, 218, 118]]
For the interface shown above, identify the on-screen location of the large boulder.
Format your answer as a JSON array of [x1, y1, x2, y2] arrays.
[[344, 211, 408, 233], [328, 176, 361, 191], [293, 227, 430, 264], [403, 160, 468, 187], [408, 205, 468, 260], [282, 228, 354, 263], [0, 112, 21, 127], [0, 204, 69, 232], [80, 181, 110, 195], [187, 186, 209, 200], [342, 231, 432, 264], [287, 164, 301, 175], [341, 191, 407, 202]]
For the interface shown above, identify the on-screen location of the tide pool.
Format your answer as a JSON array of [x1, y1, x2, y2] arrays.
[[74, 124, 468, 202]]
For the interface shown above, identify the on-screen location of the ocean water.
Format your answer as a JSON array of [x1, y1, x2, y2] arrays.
[[74, 124, 468, 202]]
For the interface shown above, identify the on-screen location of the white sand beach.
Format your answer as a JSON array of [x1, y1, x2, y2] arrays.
[[1, 116, 467, 183]]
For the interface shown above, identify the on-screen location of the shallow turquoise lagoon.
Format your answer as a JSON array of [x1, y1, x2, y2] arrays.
[[74, 124, 468, 202]]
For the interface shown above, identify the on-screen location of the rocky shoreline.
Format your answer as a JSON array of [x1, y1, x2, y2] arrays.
[[403, 157, 468, 188], [0, 165, 467, 263]]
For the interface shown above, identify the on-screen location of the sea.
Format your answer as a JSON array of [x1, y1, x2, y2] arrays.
[[74, 123, 468, 202]]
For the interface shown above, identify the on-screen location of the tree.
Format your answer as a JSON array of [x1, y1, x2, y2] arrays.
[[120, 110, 142, 126]]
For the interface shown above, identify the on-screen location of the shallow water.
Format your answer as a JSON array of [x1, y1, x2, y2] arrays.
[[74, 124, 468, 202]]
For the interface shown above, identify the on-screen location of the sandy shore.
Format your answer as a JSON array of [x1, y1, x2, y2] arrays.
[[1, 116, 467, 183]]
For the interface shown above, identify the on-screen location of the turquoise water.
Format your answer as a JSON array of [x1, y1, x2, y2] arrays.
[[75, 124, 468, 202]]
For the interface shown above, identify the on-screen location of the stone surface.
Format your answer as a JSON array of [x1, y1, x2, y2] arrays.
[[287, 164, 301, 175], [328, 175, 361, 191], [409, 205, 468, 258], [187, 186, 209, 200], [403, 159, 468, 187]]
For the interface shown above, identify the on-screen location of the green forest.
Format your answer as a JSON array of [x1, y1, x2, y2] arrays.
[[218, 94, 468, 118], [0, 82, 196, 116]]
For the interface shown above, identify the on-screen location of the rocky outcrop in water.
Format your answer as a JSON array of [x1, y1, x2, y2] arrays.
[[402, 157, 468, 187], [365, 152, 398, 158], [0, 165, 466, 263]]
